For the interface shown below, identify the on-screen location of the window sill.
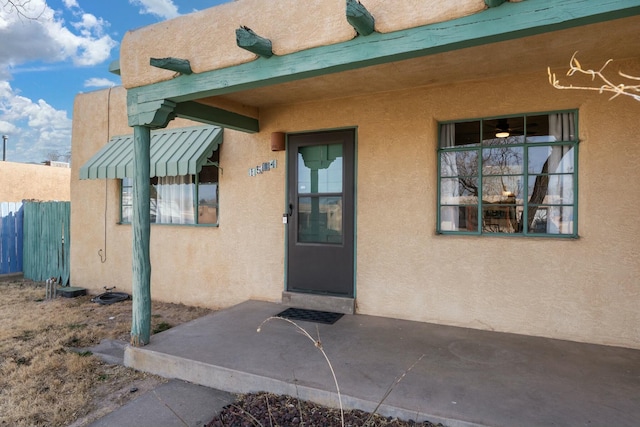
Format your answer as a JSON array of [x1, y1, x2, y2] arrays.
[[435, 231, 579, 239], [118, 222, 219, 228]]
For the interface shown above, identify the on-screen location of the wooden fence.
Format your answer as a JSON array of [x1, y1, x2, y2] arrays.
[[22, 201, 71, 285], [0, 202, 24, 274]]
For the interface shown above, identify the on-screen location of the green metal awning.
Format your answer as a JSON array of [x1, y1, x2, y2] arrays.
[[79, 125, 222, 179]]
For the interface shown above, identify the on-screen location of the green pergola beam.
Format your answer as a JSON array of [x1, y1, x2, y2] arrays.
[[130, 0, 640, 105], [174, 101, 259, 133], [109, 59, 121, 76]]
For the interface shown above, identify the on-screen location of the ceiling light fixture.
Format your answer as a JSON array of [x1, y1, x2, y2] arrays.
[[495, 118, 510, 138]]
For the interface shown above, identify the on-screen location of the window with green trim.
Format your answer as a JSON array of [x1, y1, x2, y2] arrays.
[[438, 111, 578, 236], [121, 151, 219, 225]]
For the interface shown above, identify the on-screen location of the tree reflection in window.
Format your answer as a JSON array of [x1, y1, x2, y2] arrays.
[[438, 112, 577, 236]]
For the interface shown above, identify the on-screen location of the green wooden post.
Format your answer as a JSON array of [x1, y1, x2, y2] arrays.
[[131, 124, 152, 346], [127, 98, 176, 347]]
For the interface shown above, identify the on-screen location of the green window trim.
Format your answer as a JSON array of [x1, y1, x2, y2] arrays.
[[437, 110, 579, 238]]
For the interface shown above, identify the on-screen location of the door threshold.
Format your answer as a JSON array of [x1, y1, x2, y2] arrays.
[[281, 291, 355, 315]]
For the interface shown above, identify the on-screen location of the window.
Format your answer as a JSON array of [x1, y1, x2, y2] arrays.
[[438, 111, 578, 236], [121, 151, 219, 225]]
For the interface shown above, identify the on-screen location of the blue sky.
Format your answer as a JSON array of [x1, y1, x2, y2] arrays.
[[0, 0, 231, 164]]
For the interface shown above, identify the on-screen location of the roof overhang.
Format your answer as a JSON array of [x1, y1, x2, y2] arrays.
[[128, 0, 640, 105], [124, 0, 640, 131]]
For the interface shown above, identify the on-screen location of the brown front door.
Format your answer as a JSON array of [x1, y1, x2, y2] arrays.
[[286, 129, 355, 297]]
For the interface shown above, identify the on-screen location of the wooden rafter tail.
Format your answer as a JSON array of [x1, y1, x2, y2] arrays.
[[485, 0, 507, 7], [150, 57, 193, 75], [236, 26, 273, 58], [346, 0, 375, 36]]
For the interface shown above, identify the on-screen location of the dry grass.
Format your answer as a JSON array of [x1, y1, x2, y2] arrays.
[[0, 279, 212, 427]]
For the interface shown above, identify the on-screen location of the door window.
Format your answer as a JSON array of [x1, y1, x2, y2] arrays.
[[297, 144, 343, 244]]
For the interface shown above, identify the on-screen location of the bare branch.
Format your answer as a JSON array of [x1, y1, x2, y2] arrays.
[[548, 52, 640, 102], [2, 0, 46, 21]]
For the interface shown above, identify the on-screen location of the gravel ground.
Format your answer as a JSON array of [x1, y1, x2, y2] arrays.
[[206, 392, 445, 427]]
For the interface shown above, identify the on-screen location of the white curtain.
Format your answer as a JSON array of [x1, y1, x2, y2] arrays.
[[549, 113, 575, 142], [440, 124, 459, 230], [156, 175, 195, 224], [546, 113, 575, 233]]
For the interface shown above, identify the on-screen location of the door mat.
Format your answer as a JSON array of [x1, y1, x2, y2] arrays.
[[276, 307, 344, 325]]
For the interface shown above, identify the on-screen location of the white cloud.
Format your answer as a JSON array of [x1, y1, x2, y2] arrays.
[[0, 0, 117, 70], [84, 77, 116, 88], [0, 1, 120, 163], [72, 13, 105, 36], [0, 81, 72, 163], [45, 12, 117, 66], [0, 0, 47, 22], [0, 120, 18, 134], [129, 0, 180, 20]]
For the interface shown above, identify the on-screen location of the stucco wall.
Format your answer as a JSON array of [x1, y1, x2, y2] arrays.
[[0, 161, 70, 202], [258, 62, 640, 349], [71, 59, 640, 349], [119, 0, 485, 89], [71, 87, 287, 307]]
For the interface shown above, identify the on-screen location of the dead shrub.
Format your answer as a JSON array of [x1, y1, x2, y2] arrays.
[[0, 280, 211, 427]]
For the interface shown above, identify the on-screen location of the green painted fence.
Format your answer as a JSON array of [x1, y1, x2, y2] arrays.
[[22, 201, 70, 285], [0, 202, 23, 274]]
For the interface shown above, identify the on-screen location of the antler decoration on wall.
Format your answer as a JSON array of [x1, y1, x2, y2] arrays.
[[548, 52, 640, 102]]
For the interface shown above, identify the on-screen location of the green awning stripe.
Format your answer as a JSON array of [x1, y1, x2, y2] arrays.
[[79, 125, 222, 180]]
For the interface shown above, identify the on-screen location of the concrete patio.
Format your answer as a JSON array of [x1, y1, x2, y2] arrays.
[[125, 300, 640, 427]]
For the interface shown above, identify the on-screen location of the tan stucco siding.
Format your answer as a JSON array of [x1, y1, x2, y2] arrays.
[[344, 67, 640, 350], [70, 87, 287, 308], [119, 0, 486, 89], [364, 0, 485, 33], [71, 87, 132, 291], [256, 61, 639, 350], [71, 60, 640, 349], [0, 161, 70, 202]]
